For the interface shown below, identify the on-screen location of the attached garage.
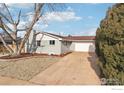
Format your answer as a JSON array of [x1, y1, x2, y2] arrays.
[[64, 36, 96, 53], [74, 41, 95, 52]]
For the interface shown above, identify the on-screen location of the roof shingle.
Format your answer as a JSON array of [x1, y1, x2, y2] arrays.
[[63, 36, 95, 41], [38, 31, 95, 41]]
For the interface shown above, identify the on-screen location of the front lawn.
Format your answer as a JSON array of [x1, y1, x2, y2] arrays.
[[0, 56, 60, 80]]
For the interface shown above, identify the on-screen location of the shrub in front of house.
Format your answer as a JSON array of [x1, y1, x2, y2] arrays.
[[95, 4, 124, 85]]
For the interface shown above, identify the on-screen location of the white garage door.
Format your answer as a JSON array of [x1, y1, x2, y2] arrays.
[[75, 42, 95, 52]]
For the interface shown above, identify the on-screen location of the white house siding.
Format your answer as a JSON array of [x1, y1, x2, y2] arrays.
[[36, 40, 61, 55], [73, 41, 95, 52], [26, 31, 62, 55], [61, 41, 72, 54], [25, 30, 36, 53], [70, 42, 75, 51], [35, 33, 62, 55]]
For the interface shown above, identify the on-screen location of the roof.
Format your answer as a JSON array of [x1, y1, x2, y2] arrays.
[[63, 36, 95, 41], [42, 32, 63, 38], [39, 31, 95, 41], [0, 34, 22, 44]]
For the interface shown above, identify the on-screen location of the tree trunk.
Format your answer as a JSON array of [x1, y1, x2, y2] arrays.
[[17, 4, 44, 55], [17, 18, 37, 55], [12, 24, 18, 55], [0, 34, 13, 54]]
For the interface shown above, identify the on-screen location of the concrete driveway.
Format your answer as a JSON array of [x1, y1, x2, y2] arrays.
[[30, 52, 101, 85], [0, 76, 33, 85]]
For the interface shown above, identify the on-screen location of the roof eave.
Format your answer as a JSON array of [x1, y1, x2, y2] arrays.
[[61, 39, 95, 42]]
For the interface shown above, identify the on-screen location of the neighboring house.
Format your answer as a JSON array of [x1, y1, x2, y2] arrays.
[[0, 34, 24, 54], [26, 31, 95, 55], [0, 35, 12, 54]]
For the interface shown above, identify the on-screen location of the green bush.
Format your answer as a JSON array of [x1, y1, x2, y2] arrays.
[[95, 4, 124, 85]]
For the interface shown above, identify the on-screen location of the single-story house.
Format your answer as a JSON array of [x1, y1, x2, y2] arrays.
[[0, 34, 22, 54], [26, 31, 95, 55]]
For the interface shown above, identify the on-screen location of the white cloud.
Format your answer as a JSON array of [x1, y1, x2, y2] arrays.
[[6, 21, 26, 37], [6, 23, 14, 30], [26, 12, 34, 22], [41, 8, 94, 22], [33, 23, 48, 31], [17, 31, 25, 37], [42, 9, 82, 22], [18, 21, 28, 29], [6, 3, 33, 8]]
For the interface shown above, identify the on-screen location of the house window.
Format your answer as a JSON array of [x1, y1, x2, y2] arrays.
[[49, 40, 55, 45], [63, 41, 68, 46], [37, 40, 41, 46]]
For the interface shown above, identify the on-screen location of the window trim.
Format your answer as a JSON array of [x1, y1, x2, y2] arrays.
[[37, 40, 41, 46], [49, 40, 55, 45]]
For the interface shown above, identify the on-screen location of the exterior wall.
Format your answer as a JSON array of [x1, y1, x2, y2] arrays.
[[36, 34, 61, 55], [25, 30, 36, 53], [71, 41, 95, 52], [26, 31, 95, 54], [70, 42, 75, 51], [36, 40, 61, 55], [61, 41, 72, 54], [26, 31, 61, 55]]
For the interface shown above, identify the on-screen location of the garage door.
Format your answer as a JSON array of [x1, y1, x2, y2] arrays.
[[75, 42, 95, 52]]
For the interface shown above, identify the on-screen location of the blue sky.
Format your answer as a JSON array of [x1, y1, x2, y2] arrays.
[[44, 3, 114, 36], [2, 3, 114, 36]]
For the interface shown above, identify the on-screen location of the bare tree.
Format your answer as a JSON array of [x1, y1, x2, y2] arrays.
[[0, 3, 64, 56], [0, 3, 44, 55], [17, 4, 44, 55]]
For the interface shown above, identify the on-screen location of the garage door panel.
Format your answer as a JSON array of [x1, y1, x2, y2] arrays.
[[75, 42, 95, 52]]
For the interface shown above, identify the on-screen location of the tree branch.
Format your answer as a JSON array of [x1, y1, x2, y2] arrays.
[[17, 28, 29, 31], [18, 4, 44, 54], [2, 24, 16, 42], [16, 10, 21, 26], [3, 23, 13, 32], [0, 17, 16, 42], [0, 33, 13, 54], [3, 3, 14, 24]]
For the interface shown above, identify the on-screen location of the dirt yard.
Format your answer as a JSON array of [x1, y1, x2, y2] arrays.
[[0, 52, 101, 85], [0, 56, 61, 81]]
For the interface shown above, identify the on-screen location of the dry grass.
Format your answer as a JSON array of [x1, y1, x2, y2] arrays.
[[0, 56, 60, 81]]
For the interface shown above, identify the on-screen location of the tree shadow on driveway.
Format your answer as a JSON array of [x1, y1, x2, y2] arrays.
[[87, 48, 101, 78]]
